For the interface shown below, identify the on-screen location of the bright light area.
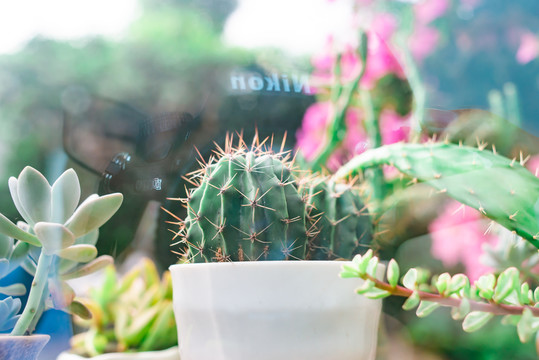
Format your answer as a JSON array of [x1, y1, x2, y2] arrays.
[[223, 0, 356, 56], [0, 0, 139, 54]]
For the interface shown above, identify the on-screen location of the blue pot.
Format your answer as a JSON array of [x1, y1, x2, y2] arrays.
[[0, 334, 50, 360]]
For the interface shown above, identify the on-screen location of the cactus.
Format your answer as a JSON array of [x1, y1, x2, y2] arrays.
[[299, 176, 373, 260], [336, 142, 539, 248], [0, 166, 123, 335], [167, 136, 372, 262], [69, 259, 177, 357]]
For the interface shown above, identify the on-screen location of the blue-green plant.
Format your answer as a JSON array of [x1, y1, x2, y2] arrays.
[[0, 166, 123, 336]]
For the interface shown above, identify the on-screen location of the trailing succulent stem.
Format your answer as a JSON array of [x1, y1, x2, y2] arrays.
[[166, 135, 372, 262], [336, 142, 539, 248], [341, 250, 539, 343]]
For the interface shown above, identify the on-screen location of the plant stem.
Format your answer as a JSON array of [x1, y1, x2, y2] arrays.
[[11, 252, 53, 335], [360, 89, 385, 218], [362, 272, 539, 317]]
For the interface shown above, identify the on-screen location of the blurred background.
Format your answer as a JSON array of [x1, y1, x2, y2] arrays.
[[0, 0, 538, 359]]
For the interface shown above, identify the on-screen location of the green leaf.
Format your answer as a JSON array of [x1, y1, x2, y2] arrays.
[[476, 273, 496, 300], [68, 300, 92, 320], [34, 222, 75, 254], [520, 283, 531, 305], [56, 244, 97, 263], [364, 288, 391, 299], [435, 273, 451, 296], [416, 301, 440, 318], [387, 259, 399, 288], [356, 280, 375, 295], [403, 268, 418, 290], [366, 257, 379, 278], [449, 274, 469, 295], [402, 291, 420, 311], [0, 283, 26, 296], [0, 234, 12, 259], [341, 264, 360, 278], [16, 166, 52, 223], [51, 169, 81, 223], [534, 287, 539, 303], [60, 255, 113, 280], [357, 250, 373, 275], [451, 298, 471, 320], [463, 311, 494, 332], [8, 177, 33, 225], [517, 308, 539, 342], [493, 267, 519, 303], [0, 214, 40, 247], [65, 193, 123, 238]]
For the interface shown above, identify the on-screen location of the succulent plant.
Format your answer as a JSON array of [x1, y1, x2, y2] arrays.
[[69, 258, 177, 357], [166, 136, 372, 262], [0, 297, 22, 333], [0, 166, 123, 336], [299, 176, 372, 260], [336, 142, 539, 248]]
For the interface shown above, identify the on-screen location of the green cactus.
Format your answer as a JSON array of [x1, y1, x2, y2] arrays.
[[69, 259, 177, 357], [335, 142, 539, 248], [168, 137, 373, 262], [0, 166, 123, 335], [299, 176, 373, 260]]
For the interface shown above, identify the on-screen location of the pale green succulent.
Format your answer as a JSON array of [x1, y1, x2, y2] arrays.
[[69, 259, 177, 357], [0, 166, 123, 336]]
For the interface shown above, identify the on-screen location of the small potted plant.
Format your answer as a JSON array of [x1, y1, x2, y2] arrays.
[[166, 136, 381, 360], [0, 166, 123, 360], [57, 258, 179, 360]]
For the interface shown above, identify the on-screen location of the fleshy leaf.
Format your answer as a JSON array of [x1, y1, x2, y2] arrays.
[[0, 283, 26, 296], [364, 288, 391, 299], [416, 301, 440, 318], [435, 273, 451, 296], [493, 267, 519, 303], [34, 222, 75, 254], [463, 311, 494, 332], [51, 169, 81, 223], [68, 300, 92, 320], [57, 244, 98, 263], [402, 291, 420, 310], [16, 166, 52, 223], [387, 259, 399, 288], [8, 177, 33, 225], [403, 268, 418, 290], [451, 298, 470, 320], [61, 256, 114, 280], [0, 234, 12, 259], [65, 194, 123, 238], [0, 213, 40, 247]]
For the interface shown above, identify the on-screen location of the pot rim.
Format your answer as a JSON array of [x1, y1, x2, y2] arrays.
[[0, 334, 50, 340], [170, 260, 355, 270]]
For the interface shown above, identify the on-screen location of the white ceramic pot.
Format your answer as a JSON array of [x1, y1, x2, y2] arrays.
[[170, 261, 383, 360], [56, 346, 180, 360]]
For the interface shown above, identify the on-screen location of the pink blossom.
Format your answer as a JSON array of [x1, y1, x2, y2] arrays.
[[380, 109, 410, 144], [409, 25, 441, 63], [430, 201, 497, 281], [516, 32, 539, 64], [414, 0, 450, 25], [527, 155, 539, 177]]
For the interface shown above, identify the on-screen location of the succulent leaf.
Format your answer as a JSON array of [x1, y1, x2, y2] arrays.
[[65, 194, 123, 238], [0, 297, 21, 332], [0, 283, 26, 296], [16, 166, 52, 224], [69, 300, 92, 320], [34, 222, 75, 254], [0, 213, 40, 247], [51, 168, 81, 223], [463, 311, 494, 332], [61, 256, 114, 280], [57, 244, 98, 263]]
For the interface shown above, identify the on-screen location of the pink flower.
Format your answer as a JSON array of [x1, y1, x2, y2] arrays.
[[516, 32, 539, 64], [409, 25, 441, 63], [380, 109, 410, 144], [414, 0, 450, 25], [295, 102, 368, 165], [430, 201, 497, 281], [527, 155, 539, 177]]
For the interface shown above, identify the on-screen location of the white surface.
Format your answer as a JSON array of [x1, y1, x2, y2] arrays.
[[170, 261, 383, 360], [56, 346, 179, 360]]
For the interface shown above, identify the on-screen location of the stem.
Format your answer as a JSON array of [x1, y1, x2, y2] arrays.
[[363, 273, 539, 317], [360, 90, 385, 218], [11, 252, 53, 335], [398, 44, 425, 142]]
